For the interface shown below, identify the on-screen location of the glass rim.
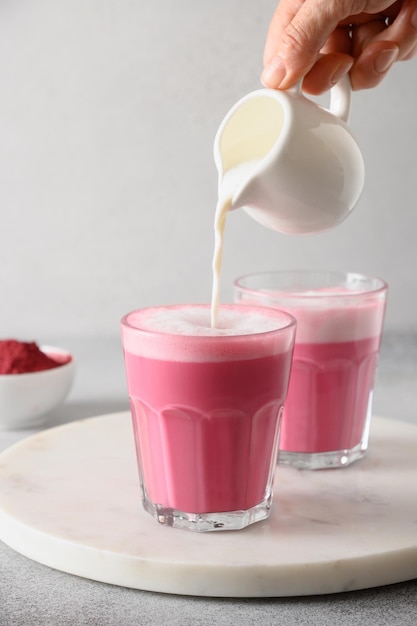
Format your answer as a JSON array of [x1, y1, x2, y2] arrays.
[[120, 303, 297, 341], [234, 270, 388, 301]]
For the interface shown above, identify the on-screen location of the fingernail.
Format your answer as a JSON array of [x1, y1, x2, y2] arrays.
[[374, 48, 399, 74], [330, 61, 353, 86], [261, 56, 286, 88]]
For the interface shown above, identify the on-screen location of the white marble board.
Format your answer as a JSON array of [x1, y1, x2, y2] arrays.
[[0, 412, 416, 597]]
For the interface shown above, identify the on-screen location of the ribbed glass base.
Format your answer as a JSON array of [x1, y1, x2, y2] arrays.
[[278, 440, 367, 470], [142, 493, 272, 532]]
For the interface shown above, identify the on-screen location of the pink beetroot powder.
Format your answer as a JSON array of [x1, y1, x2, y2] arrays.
[[0, 340, 70, 374]]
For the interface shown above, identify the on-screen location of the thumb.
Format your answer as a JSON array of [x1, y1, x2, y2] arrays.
[[262, 0, 358, 88]]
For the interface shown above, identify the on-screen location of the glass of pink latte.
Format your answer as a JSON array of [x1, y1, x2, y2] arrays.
[[121, 304, 296, 531], [234, 271, 388, 470]]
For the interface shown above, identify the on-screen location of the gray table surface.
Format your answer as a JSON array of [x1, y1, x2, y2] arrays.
[[0, 334, 416, 626]]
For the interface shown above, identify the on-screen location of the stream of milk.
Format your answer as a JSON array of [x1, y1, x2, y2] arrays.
[[210, 161, 259, 328]]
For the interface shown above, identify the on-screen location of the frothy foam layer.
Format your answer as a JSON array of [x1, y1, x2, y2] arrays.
[[235, 276, 388, 343], [256, 296, 386, 343], [121, 304, 295, 361], [132, 305, 289, 336]]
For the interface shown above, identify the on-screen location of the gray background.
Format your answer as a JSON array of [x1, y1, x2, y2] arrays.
[[0, 0, 416, 338]]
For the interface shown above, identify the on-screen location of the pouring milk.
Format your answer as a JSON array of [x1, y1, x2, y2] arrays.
[[211, 162, 259, 328], [210, 76, 364, 327]]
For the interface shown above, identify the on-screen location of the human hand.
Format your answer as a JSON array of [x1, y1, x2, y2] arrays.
[[262, 0, 417, 93]]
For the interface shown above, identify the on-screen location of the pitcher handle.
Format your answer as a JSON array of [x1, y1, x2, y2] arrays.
[[289, 74, 351, 124]]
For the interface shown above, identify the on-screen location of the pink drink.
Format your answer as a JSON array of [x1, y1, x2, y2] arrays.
[[279, 294, 386, 459], [234, 272, 388, 469], [281, 336, 381, 455], [121, 304, 295, 531]]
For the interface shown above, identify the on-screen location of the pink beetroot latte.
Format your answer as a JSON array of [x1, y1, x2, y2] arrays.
[[121, 304, 295, 531], [234, 272, 388, 470]]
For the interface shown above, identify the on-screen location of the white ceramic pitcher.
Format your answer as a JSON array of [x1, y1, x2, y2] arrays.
[[214, 75, 365, 235]]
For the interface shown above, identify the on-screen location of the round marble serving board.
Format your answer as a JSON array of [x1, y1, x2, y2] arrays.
[[0, 413, 416, 598]]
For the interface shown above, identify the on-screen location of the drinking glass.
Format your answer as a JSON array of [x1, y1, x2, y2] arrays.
[[234, 271, 388, 470], [121, 303, 296, 531]]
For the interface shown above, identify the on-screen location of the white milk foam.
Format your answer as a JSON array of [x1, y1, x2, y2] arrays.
[[121, 305, 294, 361], [287, 301, 386, 343], [244, 292, 386, 343], [135, 305, 288, 335]]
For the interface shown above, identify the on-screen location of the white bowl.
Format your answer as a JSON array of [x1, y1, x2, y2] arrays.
[[0, 345, 75, 430]]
